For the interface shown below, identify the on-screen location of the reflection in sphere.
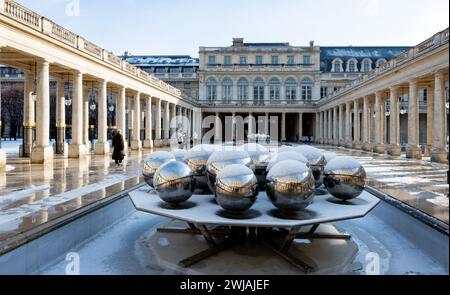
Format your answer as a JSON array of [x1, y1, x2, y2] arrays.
[[266, 151, 308, 171], [143, 151, 175, 187], [153, 161, 195, 205], [183, 148, 214, 193], [242, 143, 271, 190], [295, 145, 327, 188], [324, 156, 366, 201]]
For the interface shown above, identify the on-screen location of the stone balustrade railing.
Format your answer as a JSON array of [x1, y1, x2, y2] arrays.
[[321, 27, 449, 104], [205, 64, 316, 72], [199, 99, 318, 107], [0, 0, 183, 99]]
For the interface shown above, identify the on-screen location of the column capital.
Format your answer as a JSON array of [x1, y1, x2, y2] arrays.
[[408, 79, 419, 86], [389, 85, 400, 92]]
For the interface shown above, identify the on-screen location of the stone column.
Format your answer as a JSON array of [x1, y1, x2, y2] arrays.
[[406, 80, 421, 159], [117, 87, 126, 141], [374, 91, 385, 154], [319, 112, 323, 143], [21, 72, 35, 157], [328, 109, 332, 145], [333, 107, 338, 145], [388, 87, 401, 156], [248, 112, 254, 135], [431, 71, 448, 163], [362, 96, 372, 151], [338, 105, 344, 146], [83, 87, 90, 152], [95, 79, 110, 155], [55, 79, 66, 155], [214, 112, 222, 144], [0, 73, 4, 169], [143, 96, 153, 148], [281, 112, 286, 142], [154, 98, 162, 147], [299, 113, 303, 142], [131, 92, 142, 150], [31, 60, 53, 163], [323, 111, 328, 144], [353, 100, 361, 149], [265, 113, 269, 135], [424, 86, 434, 157], [68, 71, 85, 158], [170, 103, 176, 138], [164, 101, 170, 146], [345, 102, 352, 147]]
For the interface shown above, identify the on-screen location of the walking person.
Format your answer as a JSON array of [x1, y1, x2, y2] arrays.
[[112, 129, 125, 166]]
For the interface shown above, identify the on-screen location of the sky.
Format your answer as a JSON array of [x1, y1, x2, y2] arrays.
[[15, 0, 450, 57]]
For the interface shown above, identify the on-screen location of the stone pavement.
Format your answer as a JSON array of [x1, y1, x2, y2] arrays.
[[317, 145, 449, 224]]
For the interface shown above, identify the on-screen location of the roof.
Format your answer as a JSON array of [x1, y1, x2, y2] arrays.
[[320, 46, 411, 72], [243, 42, 290, 47], [121, 55, 199, 67]]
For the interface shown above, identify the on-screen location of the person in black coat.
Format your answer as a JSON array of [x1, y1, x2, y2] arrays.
[[112, 129, 125, 166]]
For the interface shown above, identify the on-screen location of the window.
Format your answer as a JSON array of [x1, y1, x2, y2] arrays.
[[423, 88, 428, 103], [222, 78, 233, 103], [285, 78, 297, 101], [363, 59, 372, 72], [239, 56, 247, 65], [348, 60, 356, 72], [169, 67, 180, 73], [155, 67, 167, 73], [183, 67, 194, 73], [224, 56, 231, 65], [208, 56, 216, 65], [253, 77, 265, 103], [255, 55, 263, 65], [184, 82, 192, 89], [301, 77, 313, 101], [271, 56, 279, 65], [269, 78, 281, 101], [334, 60, 342, 72], [376, 58, 387, 67], [237, 78, 249, 101], [206, 77, 217, 102], [320, 87, 328, 99], [287, 56, 295, 65], [303, 55, 311, 65]]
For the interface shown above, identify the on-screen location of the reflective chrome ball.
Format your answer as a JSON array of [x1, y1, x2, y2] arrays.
[[266, 160, 316, 212], [171, 149, 187, 161], [183, 148, 214, 193], [323, 151, 337, 163], [324, 156, 366, 201], [215, 164, 259, 213], [153, 161, 195, 205], [206, 150, 253, 193], [267, 151, 308, 171], [295, 146, 327, 188], [143, 151, 175, 187], [242, 143, 271, 190]]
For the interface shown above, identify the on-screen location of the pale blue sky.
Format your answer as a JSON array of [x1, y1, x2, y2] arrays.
[[16, 0, 450, 57]]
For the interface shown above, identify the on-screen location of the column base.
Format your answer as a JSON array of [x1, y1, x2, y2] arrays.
[[353, 142, 362, 149], [84, 142, 91, 153], [431, 148, 449, 164], [94, 142, 111, 155], [31, 146, 54, 164], [345, 141, 353, 148], [131, 140, 142, 150], [406, 145, 422, 160], [338, 140, 345, 147], [374, 144, 386, 154], [0, 149, 6, 170], [423, 145, 432, 157], [68, 144, 86, 158], [362, 143, 373, 152], [388, 145, 401, 156], [54, 142, 69, 158], [143, 139, 154, 149], [162, 139, 170, 146], [154, 139, 163, 147]]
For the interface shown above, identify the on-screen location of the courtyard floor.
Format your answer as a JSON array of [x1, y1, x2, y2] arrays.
[[0, 141, 448, 246]]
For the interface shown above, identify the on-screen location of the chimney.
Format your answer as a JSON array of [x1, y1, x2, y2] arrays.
[[309, 41, 314, 48], [233, 38, 244, 47]]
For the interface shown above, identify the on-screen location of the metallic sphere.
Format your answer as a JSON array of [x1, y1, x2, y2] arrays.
[[295, 145, 327, 188], [206, 150, 253, 193], [266, 160, 316, 212], [171, 149, 187, 161], [215, 164, 259, 213], [324, 156, 367, 201], [183, 148, 214, 193], [266, 151, 308, 171], [153, 161, 195, 205], [143, 151, 175, 187], [242, 143, 271, 190]]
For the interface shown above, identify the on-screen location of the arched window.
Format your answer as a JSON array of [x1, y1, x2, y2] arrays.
[[222, 77, 233, 103], [376, 58, 387, 68], [285, 78, 297, 101], [332, 59, 343, 72], [301, 77, 313, 101], [253, 77, 264, 104], [206, 77, 217, 102], [347, 59, 357, 73], [362, 58, 372, 72], [237, 78, 249, 101], [269, 78, 280, 101]]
